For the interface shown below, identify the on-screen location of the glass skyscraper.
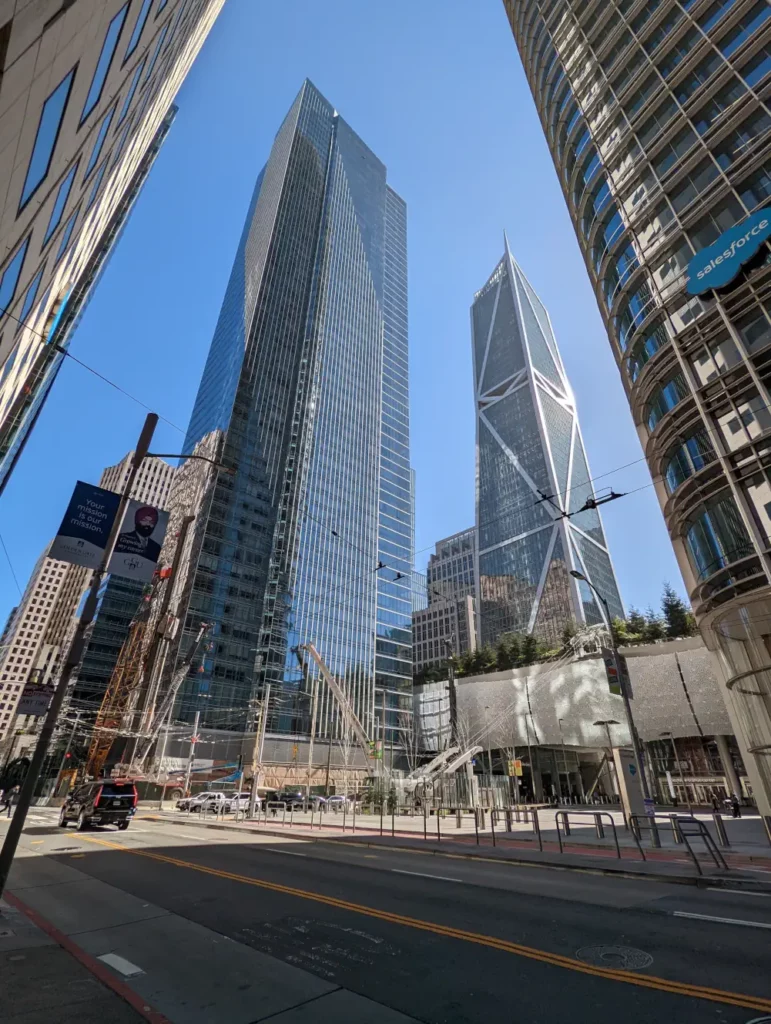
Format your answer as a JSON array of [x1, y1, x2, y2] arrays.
[[175, 81, 412, 752], [505, 0, 771, 824], [473, 239, 624, 646]]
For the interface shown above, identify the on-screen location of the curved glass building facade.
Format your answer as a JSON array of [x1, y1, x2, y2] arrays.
[[175, 81, 412, 754], [505, 0, 771, 825]]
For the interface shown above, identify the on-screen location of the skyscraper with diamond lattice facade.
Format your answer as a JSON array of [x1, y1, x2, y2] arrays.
[[473, 239, 624, 646]]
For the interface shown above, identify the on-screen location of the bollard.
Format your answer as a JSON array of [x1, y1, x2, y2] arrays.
[[562, 812, 571, 837], [456, 808, 462, 828], [505, 810, 513, 832], [594, 813, 605, 839], [712, 811, 730, 847], [670, 814, 683, 844]]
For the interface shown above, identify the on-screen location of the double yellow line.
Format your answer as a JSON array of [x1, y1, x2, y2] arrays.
[[77, 835, 771, 1014]]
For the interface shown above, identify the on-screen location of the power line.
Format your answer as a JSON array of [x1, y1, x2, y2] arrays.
[[0, 532, 22, 599], [0, 305, 186, 436]]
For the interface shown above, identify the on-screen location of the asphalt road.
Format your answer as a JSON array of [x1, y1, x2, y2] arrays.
[[6, 809, 771, 1023]]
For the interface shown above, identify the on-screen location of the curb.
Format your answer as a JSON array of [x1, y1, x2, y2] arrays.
[[5, 889, 171, 1024], [138, 813, 719, 887]]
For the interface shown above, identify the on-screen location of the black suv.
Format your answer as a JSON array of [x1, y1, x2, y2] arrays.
[[59, 780, 137, 831]]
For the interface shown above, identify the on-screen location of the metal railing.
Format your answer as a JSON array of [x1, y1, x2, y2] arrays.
[[675, 817, 729, 874], [554, 809, 632, 860]]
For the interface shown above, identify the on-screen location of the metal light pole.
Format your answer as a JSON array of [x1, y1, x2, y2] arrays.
[[523, 713, 533, 802], [0, 414, 158, 903], [662, 730, 692, 811], [571, 570, 654, 810], [183, 710, 200, 797], [483, 705, 493, 776], [594, 719, 620, 801], [248, 682, 270, 818], [558, 717, 569, 802]]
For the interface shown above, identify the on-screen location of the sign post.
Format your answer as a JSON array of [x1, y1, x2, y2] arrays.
[[0, 414, 158, 905]]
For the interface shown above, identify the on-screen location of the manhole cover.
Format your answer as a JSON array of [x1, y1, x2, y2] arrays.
[[575, 945, 653, 970]]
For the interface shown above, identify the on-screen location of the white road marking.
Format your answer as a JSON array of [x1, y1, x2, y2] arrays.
[[391, 869, 462, 883], [706, 887, 771, 898], [673, 911, 771, 930], [97, 953, 144, 977], [264, 848, 307, 857]]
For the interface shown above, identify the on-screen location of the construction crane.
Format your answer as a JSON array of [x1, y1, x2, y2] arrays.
[[132, 621, 212, 772], [85, 585, 158, 780], [297, 643, 374, 772]]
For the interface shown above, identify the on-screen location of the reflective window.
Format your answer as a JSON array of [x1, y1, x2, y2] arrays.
[[144, 23, 169, 82], [602, 242, 638, 308], [124, 0, 153, 60], [20, 69, 76, 209], [625, 74, 658, 117], [659, 27, 701, 78], [86, 162, 108, 211], [736, 308, 771, 351], [644, 5, 684, 54], [117, 58, 145, 124], [698, 0, 740, 34], [664, 428, 716, 493], [737, 162, 771, 208], [646, 372, 689, 429], [653, 124, 698, 176], [81, 4, 129, 122], [628, 320, 669, 381], [164, 0, 189, 51], [17, 265, 45, 332], [43, 162, 78, 245], [675, 49, 724, 104], [669, 156, 720, 213], [714, 110, 771, 170], [685, 493, 753, 579], [617, 281, 657, 349], [692, 77, 746, 135], [55, 208, 78, 264], [719, 0, 771, 57], [691, 334, 741, 384], [741, 44, 771, 86], [637, 97, 678, 148], [112, 115, 134, 168], [85, 105, 115, 179], [0, 237, 30, 317]]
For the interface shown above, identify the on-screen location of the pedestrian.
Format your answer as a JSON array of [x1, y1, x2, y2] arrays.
[[1, 784, 18, 817], [710, 794, 720, 813], [730, 793, 742, 818]]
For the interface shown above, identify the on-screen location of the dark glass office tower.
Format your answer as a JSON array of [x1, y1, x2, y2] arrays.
[[472, 240, 624, 645], [176, 81, 412, 750]]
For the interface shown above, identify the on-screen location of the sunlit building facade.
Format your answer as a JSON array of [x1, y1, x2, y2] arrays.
[[472, 240, 624, 645], [0, 0, 224, 492], [505, 0, 771, 824], [173, 81, 412, 753]]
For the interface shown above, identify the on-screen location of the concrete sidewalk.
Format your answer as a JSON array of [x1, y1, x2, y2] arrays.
[[0, 895, 144, 1023], [5, 850, 422, 1024], [141, 810, 771, 889]]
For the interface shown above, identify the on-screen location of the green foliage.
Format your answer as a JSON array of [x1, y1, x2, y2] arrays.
[[626, 607, 647, 636], [561, 620, 578, 645], [661, 582, 697, 639], [643, 607, 666, 642]]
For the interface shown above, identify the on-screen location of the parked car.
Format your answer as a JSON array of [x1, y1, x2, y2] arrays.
[[176, 791, 222, 812], [59, 780, 137, 831], [326, 795, 351, 812]]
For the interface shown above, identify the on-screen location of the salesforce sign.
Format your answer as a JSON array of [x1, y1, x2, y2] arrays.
[[687, 208, 771, 295]]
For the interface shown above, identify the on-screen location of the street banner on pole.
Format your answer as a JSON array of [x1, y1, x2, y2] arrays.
[[108, 500, 169, 582], [49, 482, 121, 570]]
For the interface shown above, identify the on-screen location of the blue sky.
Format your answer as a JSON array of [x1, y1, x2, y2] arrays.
[[0, 0, 684, 624]]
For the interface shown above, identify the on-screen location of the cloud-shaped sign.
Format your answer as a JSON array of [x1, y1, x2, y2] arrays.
[[687, 208, 771, 295]]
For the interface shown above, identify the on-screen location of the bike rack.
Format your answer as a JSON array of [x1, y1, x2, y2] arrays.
[[675, 818, 729, 874], [554, 809, 632, 860], [264, 801, 287, 825]]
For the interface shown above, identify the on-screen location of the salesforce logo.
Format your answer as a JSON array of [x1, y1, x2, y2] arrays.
[[687, 208, 771, 296]]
